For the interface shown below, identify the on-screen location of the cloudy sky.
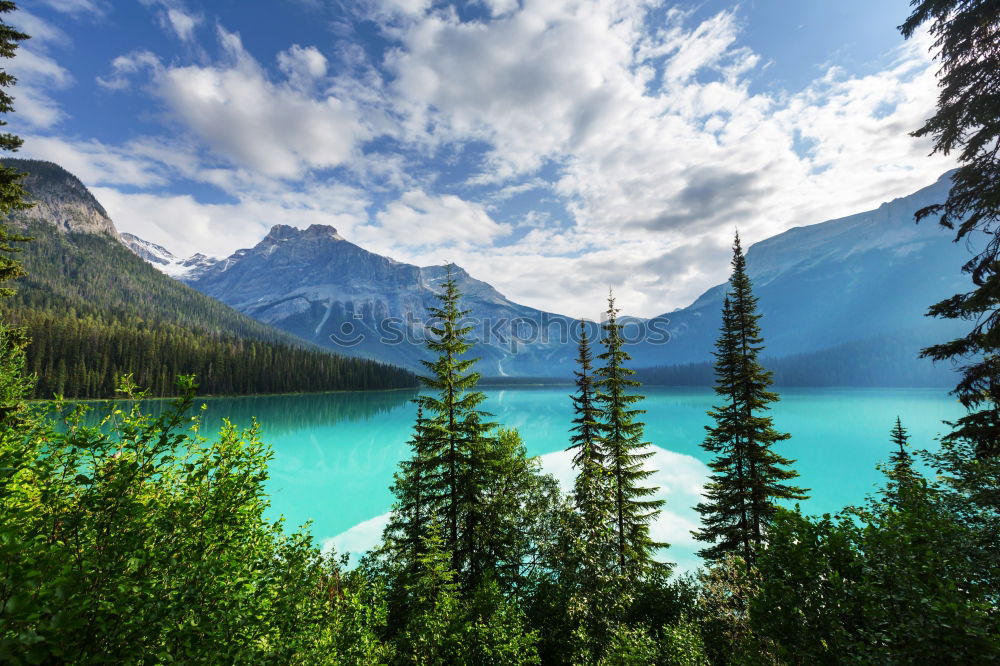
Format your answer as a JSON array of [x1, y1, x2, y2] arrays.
[[11, 0, 954, 319]]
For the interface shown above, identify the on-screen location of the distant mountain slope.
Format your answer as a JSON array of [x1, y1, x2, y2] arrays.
[[126, 171, 972, 387], [637, 330, 960, 388], [182, 223, 581, 376], [0, 159, 415, 398], [626, 171, 971, 379]]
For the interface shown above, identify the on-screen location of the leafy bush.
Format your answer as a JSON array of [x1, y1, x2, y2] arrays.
[[0, 376, 390, 664]]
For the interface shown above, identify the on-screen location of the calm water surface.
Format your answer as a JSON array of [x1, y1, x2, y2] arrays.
[[164, 386, 965, 570]]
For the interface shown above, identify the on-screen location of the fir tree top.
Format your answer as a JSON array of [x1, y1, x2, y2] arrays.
[[0, 2, 32, 297]]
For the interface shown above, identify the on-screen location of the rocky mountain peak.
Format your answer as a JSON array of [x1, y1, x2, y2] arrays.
[[262, 224, 299, 242], [3, 158, 119, 238], [304, 224, 342, 239], [262, 223, 343, 244]]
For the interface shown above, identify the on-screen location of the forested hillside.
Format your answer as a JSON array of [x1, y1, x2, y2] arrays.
[[0, 160, 415, 398], [638, 330, 959, 388]]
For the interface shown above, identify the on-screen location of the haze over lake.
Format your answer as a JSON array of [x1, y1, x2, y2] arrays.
[[173, 386, 964, 572]]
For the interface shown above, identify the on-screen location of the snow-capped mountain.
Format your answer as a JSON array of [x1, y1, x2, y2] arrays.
[[120, 233, 219, 279], [180, 223, 581, 375]]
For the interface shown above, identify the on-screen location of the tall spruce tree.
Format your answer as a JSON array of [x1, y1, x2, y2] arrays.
[[562, 319, 623, 661], [406, 265, 495, 581], [899, 2, 1000, 457], [383, 264, 541, 597], [386, 407, 432, 564], [0, 1, 29, 431], [693, 233, 807, 564], [595, 292, 666, 576], [693, 294, 751, 562], [568, 320, 606, 521]]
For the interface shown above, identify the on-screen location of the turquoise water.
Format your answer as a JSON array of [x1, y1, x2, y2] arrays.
[[174, 386, 964, 571]]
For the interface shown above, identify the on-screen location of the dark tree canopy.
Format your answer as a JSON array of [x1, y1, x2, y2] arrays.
[[900, 0, 1000, 456], [693, 233, 807, 564]]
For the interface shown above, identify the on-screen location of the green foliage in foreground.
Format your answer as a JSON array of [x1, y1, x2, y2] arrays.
[[0, 376, 392, 664], [754, 480, 1000, 664], [1, 350, 999, 664]]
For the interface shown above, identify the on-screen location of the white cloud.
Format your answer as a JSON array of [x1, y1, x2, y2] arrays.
[[92, 182, 372, 259], [152, 28, 370, 178], [10, 9, 70, 47], [278, 44, 328, 84], [371, 0, 432, 20], [22, 134, 169, 187], [165, 8, 200, 42], [367, 3, 954, 317], [138, 0, 202, 42], [482, 0, 520, 18], [385, 0, 650, 181], [6, 11, 74, 130], [42, 2, 955, 319], [366, 190, 510, 249], [96, 50, 161, 90], [36, 0, 106, 15]]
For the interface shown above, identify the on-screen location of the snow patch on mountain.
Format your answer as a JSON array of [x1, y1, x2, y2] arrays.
[[121, 232, 220, 279]]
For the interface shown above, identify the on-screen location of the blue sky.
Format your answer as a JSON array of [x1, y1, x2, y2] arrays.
[[11, 0, 954, 318]]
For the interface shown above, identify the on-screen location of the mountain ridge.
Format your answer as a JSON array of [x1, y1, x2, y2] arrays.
[[177, 222, 574, 375], [122, 169, 970, 386], [634, 170, 969, 370]]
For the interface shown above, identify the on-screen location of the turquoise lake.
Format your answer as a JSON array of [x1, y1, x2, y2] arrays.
[[155, 386, 963, 572]]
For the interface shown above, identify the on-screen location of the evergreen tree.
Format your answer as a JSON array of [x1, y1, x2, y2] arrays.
[[899, 1, 1000, 457], [693, 233, 807, 564], [413, 265, 497, 585], [381, 269, 564, 640], [889, 417, 913, 477], [386, 264, 542, 595], [693, 294, 751, 562], [0, 1, 29, 435], [595, 292, 666, 576], [568, 320, 606, 522], [559, 320, 621, 659], [0, 2, 31, 297], [883, 417, 918, 509]]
